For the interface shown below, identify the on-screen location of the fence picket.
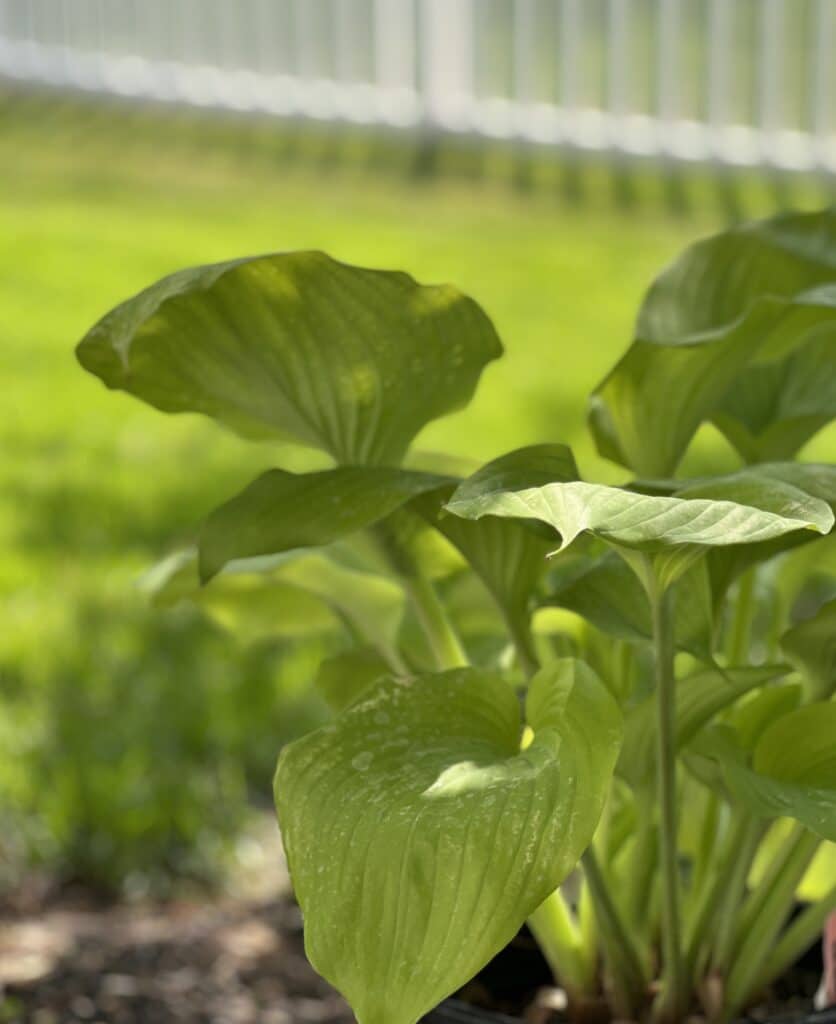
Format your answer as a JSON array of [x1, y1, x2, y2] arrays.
[[0, 0, 830, 176]]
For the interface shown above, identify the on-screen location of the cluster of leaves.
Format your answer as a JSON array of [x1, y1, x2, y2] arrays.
[[78, 212, 836, 1024]]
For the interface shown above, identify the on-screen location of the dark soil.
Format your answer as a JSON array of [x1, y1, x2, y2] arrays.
[[0, 892, 353, 1024]]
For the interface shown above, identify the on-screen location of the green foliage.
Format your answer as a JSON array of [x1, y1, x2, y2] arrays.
[[781, 598, 836, 699], [446, 476, 832, 556], [199, 466, 449, 581], [76, 251, 502, 465], [589, 210, 836, 476], [79, 209, 836, 1023], [276, 661, 620, 1024]]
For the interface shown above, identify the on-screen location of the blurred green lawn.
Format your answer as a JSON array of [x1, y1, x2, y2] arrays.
[[0, 94, 827, 893]]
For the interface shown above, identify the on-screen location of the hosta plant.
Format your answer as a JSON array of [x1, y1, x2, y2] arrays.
[[78, 211, 836, 1024]]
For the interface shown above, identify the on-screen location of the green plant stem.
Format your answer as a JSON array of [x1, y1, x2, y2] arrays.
[[726, 569, 756, 665], [577, 876, 598, 986], [735, 823, 811, 938], [528, 889, 596, 1002], [691, 790, 720, 898], [650, 582, 686, 1024], [404, 572, 468, 670], [614, 640, 635, 702], [625, 796, 658, 948], [582, 847, 648, 1017], [683, 812, 749, 986], [506, 613, 540, 679], [721, 827, 819, 1020], [708, 818, 765, 973], [749, 879, 836, 998]]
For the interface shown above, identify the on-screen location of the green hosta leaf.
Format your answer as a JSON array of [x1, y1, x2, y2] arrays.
[[633, 464, 836, 602], [696, 703, 836, 841], [712, 333, 836, 463], [618, 664, 788, 786], [414, 447, 579, 669], [450, 443, 579, 509], [275, 660, 621, 1024], [276, 553, 407, 668], [146, 546, 406, 667], [422, 499, 553, 670], [142, 548, 338, 640], [729, 684, 804, 752], [77, 252, 502, 465], [199, 466, 449, 581], [683, 684, 803, 795], [445, 480, 832, 579], [781, 598, 836, 699], [545, 552, 715, 661], [589, 210, 836, 475], [314, 647, 391, 712], [679, 465, 836, 600]]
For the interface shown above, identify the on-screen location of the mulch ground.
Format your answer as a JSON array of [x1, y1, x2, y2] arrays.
[[0, 892, 353, 1024]]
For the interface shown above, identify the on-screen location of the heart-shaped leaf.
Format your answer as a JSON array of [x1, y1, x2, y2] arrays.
[[274, 660, 621, 1024], [781, 598, 836, 699], [199, 466, 450, 581], [589, 210, 836, 475], [695, 703, 836, 841], [77, 252, 503, 465], [618, 664, 788, 786]]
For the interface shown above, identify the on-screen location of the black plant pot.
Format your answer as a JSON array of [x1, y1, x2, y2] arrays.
[[423, 1002, 836, 1024]]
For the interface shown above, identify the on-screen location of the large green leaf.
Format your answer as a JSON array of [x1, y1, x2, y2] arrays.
[[781, 598, 836, 699], [275, 660, 621, 1024], [77, 252, 502, 465], [413, 447, 580, 668], [445, 478, 832, 560], [695, 703, 836, 841], [618, 664, 788, 786], [712, 334, 836, 463], [589, 210, 836, 475], [199, 466, 449, 581]]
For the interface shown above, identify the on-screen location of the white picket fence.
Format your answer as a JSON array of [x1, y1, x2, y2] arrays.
[[0, 0, 833, 175]]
